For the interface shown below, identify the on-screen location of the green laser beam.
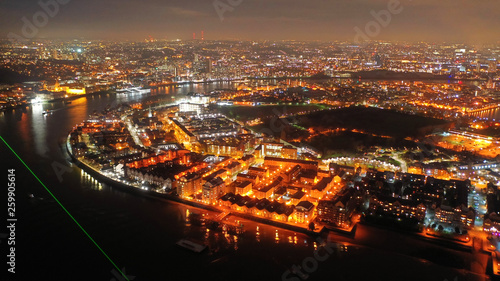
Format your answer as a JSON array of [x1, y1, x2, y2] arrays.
[[0, 135, 130, 281]]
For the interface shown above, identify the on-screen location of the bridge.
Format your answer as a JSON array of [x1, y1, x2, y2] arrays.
[[466, 104, 500, 114], [214, 211, 231, 221]]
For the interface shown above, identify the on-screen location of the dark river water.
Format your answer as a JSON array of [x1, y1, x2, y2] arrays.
[[0, 82, 491, 281]]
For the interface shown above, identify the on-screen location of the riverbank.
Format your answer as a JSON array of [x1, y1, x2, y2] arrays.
[[43, 89, 115, 104], [151, 78, 241, 87], [0, 89, 115, 112], [359, 221, 474, 253], [247, 71, 489, 82]]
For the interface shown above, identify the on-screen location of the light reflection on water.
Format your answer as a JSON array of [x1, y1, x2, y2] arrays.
[[80, 169, 103, 190], [31, 103, 49, 156]]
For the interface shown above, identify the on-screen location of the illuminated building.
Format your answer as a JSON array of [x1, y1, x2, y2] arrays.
[[310, 176, 335, 200], [434, 204, 475, 228], [240, 154, 256, 167], [489, 59, 497, 73], [484, 212, 500, 232], [202, 177, 225, 204], [369, 195, 426, 221], [179, 103, 204, 115], [226, 161, 242, 175], [218, 193, 294, 222], [165, 117, 198, 149], [206, 58, 212, 74], [264, 157, 318, 171], [293, 201, 314, 224], [46, 81, 86, 95], [203, 137, 248, 158], [260, 142, 298, 159], [248, 166, 269, 178], [234, 180, 252, 195], [253, 176, 283, 199], [281, 165, 301, 183], [289, 190, 307, 205], [237, 173, 260, 185], [317, 191, 355, 227], [177, 173, 202, 198]]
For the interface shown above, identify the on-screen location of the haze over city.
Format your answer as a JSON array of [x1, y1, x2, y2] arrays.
[[1, 0, 500, 43]]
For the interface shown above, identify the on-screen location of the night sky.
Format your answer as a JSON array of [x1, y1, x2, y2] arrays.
[[1, 0, 499, 42]]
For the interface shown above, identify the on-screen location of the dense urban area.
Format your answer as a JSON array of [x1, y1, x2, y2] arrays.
[[3, 38, 500, 278]]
